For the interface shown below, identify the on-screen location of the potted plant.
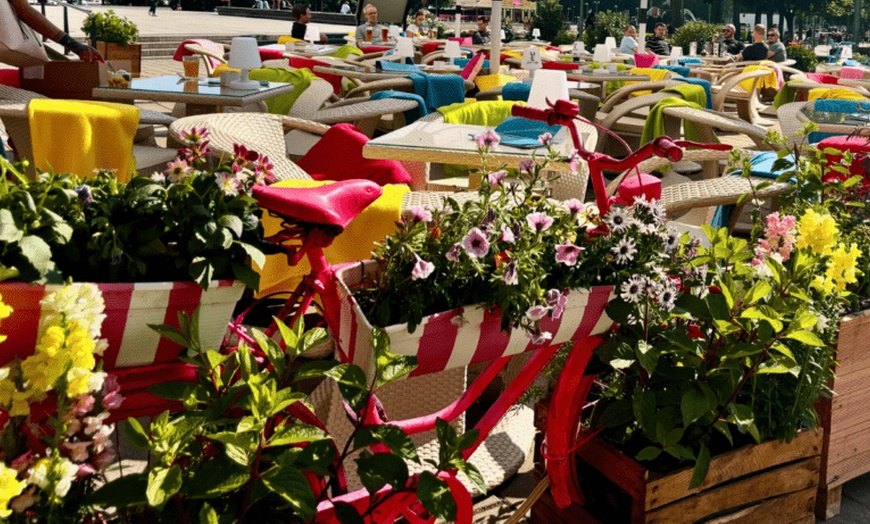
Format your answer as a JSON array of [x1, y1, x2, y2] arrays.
[[81, 10, 141, 77], [671, 20, 719, 55], [0, 129, 269, 370]]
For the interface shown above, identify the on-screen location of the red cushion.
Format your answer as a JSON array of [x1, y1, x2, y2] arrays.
[[818, 135, 870, 191], [542, 61, 580, 71], [258, 48, 285, 61], [805, 73, 840, 85], [360, 45, 393, 53], [288, 57, 342, 94], [297, 124, 412, 186], [423, 42, 443, 56], [0, 68, 20, 88]]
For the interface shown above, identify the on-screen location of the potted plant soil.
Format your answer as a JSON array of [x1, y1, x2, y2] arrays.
[[82, 10, 142, 77]]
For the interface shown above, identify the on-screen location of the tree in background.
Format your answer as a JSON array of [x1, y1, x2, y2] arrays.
[[532, 0, 566, 42]]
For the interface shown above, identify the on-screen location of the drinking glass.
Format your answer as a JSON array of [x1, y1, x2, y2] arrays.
[[365, 27, 373, 43], [182, 56, 199, 79]]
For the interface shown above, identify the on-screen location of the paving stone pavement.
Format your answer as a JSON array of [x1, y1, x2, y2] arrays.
[[33, 5, 870, 523]]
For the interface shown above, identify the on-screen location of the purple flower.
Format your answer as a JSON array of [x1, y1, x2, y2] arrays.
[[519, 159, 536, 174], [500, 224, 516, 244], [411, 255, 435, 280], [503, 261, 518, 285], [475, 129, 501, 149], [166, 158, 193, 183], [562, 198, 585, 217], [546, 290, 568, 319], [538, 132, 553, 145], [408, 206, 433, 223], [461, 228, 490, 258], [75, 184, 93, 207], [487, 170, 508, 187], [526, 212, 554, 233], [531, 330, 553, 345], [555, 242, 583, 266], [446, 243, 462, 263], [525, 304, 549, 321]]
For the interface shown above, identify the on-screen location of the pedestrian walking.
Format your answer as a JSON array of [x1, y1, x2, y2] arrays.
[[148, 0, 158, 16]]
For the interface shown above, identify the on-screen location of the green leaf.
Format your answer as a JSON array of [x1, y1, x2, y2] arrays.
[[19, 234, 54, 276], [635, 340, 658, 375], [333, 502, 365, 524], [218, 214, 244, 238], [356, 424, 421, 463], [146, 465, 183, 509], [743, 281, 772, 305], [689, 444, 711, 489], [275, 317, 302, 357], [635, 446, 661, 462], [183, 457, 249, 499], [681, 388, 711, 427], [417, 471, 456, 521], [88, 473, 149, 507], [356, 451, 409, 493], [237, 240, 267, 271], [785, 330, 827, 347], [123, 417, 152, 450], [371, 328, 417, 388], [268, 423, 330, 447], [706, 292, 730, 321], [597, 399, 634, 428], [295, 360, 342, 381], [225, 443, 249, 466], [632, 389, 656, 433], [323, 364, 370, 412], [252, 328, 286, 378], [199, 503, 220, 524], [260, 464, 317, 520]]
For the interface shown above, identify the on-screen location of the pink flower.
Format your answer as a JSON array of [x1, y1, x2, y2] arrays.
[[408, 206, 433, 223], [411, 255, 435, 280], [525, 305, 549, 321], [232, 143, 260, 172], [538, 132, 553, 145], [526, 212, 554, 233], [165, 158, 193, 183], [502, 261, 518, 285], [752, 212, 797, 266], [446, 243, 462, 262], [215, 172, 242, 196], [180, 127, 209, 145], [63, 441, 92, 462], [562, 199, 585, 218], [487, 170, 508, 187], [475, 129, 501, 149], [254, 155, 276, 184], [531, 330, 553, 345], [102, 375, 123, 411], [461, 228, 490, 258], [519, 159, 535, 174], [500, 224, 516, 244], [555, 242, 583, 266], [73, 394, 96, 416]]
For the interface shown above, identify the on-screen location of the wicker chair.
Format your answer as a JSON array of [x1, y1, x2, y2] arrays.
[[709, 68, 772, 124]]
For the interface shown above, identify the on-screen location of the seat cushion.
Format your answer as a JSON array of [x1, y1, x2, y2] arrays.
[[818, 135, 870, 191]]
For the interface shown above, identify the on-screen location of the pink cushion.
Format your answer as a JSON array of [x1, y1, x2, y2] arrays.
[[805, 73, 840, 85], [461, 52, 484, 80], [172, 39, 225, 69], [448, 37, 473, 46], [634, 54, 660, 68], [840, 67, 864, 80], [818, 135, 870, 191], [297, 124, 412, 186], [542, 62, 580, 71], [422, 42, 443, 56], [612, 173, 662, 205]]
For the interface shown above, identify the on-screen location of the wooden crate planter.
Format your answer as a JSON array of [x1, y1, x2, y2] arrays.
[[531, 399, 821, 523], [96, 42, 142, 78], [815, 308, 870, 519]]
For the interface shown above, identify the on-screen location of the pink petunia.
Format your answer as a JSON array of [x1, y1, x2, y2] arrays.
[[411, 255, 435, 280], [408, 206, 433, 223], [562, 199, 585, 217], [518, 159, 536, 174], [502, 261, 519, 285], [526, 212, 554, 233], [525, 304, 549, 321], [461, 228, 490, 258], [475, 129, 501, 149], [446, 243, 462, 262], [555, 242, 583, 266], [500, 224, 516, 244], [487, 170, 508, 187], [538, 132, 553, 146]]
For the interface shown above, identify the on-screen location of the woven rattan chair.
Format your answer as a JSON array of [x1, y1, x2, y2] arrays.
[[709, 68, 772, 124], [183, 42, 229, 78], [474, 86, 601, 122]]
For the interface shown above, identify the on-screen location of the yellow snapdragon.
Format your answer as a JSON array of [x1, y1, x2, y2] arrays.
[[0, 464, 25, 518], [795, 209, 838, 257], [815, 243, 863, 294], [0, 292, 11, 344]]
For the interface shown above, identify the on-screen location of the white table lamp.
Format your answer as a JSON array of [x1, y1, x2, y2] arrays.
[[444, 40, 462, 65], [522, 46, 542, 73], [395, 37, 415, 60], [388, 25, 401, 41], [500, 29, 506, 42], [605, 36, 617, 50], [572, 41, 585, 57], [841, 45, 853, 60], [304, 25, 320, 45], [532, 28, 541, 41], [592, 43, 611, 64], [670, 46, 683, 60], [228, 37, 262, 90], [528, 69, 568, 109]]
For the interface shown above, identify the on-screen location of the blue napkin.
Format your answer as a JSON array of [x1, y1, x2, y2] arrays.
[[455, 57, 490, 70], [378, 61, 420, 72], [844, 59, 859, 66], [408, 72, 466, 112], [370, 89, 429, 123], [711, 152, 795, 228], [676, 57, 702, 65], [654, 64, 691, 77], [493, 116, 562, 148], [502, 82, 531, 101], [674, 77, 713, 109], [814, 99, 870, 113]]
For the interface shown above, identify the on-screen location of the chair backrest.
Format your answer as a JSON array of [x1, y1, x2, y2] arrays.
[[183, 43, 227, 78], [355, 0, 409, 25], [289, 79, 334, 117]]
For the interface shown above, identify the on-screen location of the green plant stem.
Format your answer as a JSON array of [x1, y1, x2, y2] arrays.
[[239, 431, 265, 520]]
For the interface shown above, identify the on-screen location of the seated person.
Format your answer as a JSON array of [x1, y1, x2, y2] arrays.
[[619, 24, 639, 54], [736, 24, 769, 61], [766, 28, 787, 62], [355, 3, 385, 45], [7, 0, 101, 64], [291, 3, 328, 44], [644, 22, 671, 56], [712, 24, 745, 56], [406, 10, 428, 37], [472, 16, 491, 45]]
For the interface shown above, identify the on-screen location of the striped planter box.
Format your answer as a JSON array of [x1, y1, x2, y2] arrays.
[[334, 261, 615, 378], [0, 280, 245, 370]]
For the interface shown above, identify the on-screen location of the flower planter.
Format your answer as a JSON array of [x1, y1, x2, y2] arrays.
[[0, 280, 244, 370], [334, 261, 615, 378], [815, 308, 870, 519], [530, 406, 822, 524], [96, 42, 142, 78]]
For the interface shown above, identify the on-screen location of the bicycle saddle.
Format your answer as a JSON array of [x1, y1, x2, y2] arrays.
[[252, 180, 383, 230]]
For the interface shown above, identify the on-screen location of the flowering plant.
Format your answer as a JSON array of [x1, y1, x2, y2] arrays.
[[0, 284, 121, 522], [591, 204, 858, 487], [358, 130, 682, 341], [0, 128, 269, 290]]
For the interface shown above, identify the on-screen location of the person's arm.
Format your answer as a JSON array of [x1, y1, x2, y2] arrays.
[[9, 0, 102, 62], [767, 49, 775, 59]]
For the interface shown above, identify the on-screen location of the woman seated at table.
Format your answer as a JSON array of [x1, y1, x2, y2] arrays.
[[406, 10, 428, 38], [5, 0, 101, 65]]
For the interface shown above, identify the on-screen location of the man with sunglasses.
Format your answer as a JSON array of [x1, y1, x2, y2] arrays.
[[766, 28, 787, 62], [712, 24, 744, 56]]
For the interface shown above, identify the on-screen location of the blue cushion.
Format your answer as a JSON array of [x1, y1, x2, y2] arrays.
[[502, 82, 531, 101], [494, 116, 562, 148], [711, 152, 796, 228]]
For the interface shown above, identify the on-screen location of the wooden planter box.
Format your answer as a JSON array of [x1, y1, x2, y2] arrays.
[[531, 401, 822, 523], [96, 42, 142, 78], [816, 308, 870, 519]]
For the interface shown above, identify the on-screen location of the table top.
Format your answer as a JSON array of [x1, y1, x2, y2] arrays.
[[800, 107, 870, 133], [569, 71, 650, 83], [363, 120, 586, 173], [312, 65, 409, 82], [93, 75, 294, 106], [260, 43, 338, 56]]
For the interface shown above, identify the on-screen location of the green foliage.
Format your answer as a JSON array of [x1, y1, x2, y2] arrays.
[[552, 30, 578, 46], [93, 319, 480, 521], [581, 10, 630, 50], [81, 10, 138, 45], [671, 20, 719, 54], [786, 45, 819, 72], [531, 0, 566, 42]]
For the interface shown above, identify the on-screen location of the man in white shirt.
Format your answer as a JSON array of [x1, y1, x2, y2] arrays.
[[355, 4, 385, 45]]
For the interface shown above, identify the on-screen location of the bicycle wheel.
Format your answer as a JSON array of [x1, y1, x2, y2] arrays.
[[544, 336, 602, 509]]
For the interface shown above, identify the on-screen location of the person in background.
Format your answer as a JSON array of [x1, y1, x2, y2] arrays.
[[292, 3, 328, 43], [619, 24, 639, 54], [736, 24, 768, 61], [766, 27, 787, 62], [148, 0, 158, 16], [406, 10, 427, 37], [644, 22, 670, 55], [712, 24, 745, 56], [472, 15, 491, 45], [355, 3, 385, 45], [340, 1, 351, 14], [7, 0, 101, 63]]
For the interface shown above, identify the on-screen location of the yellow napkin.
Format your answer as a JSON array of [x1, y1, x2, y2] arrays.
[[437, 100, 520, 126], [256, 179, 409, 298], [808, 87, 867, 102], [213, 63, 241, 78], [739, 66, 776, 93], [626, 67, 670, 96], [277, 36, 305, 44], [474, 73, 518, 93], [28, 99, 139, 182]]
